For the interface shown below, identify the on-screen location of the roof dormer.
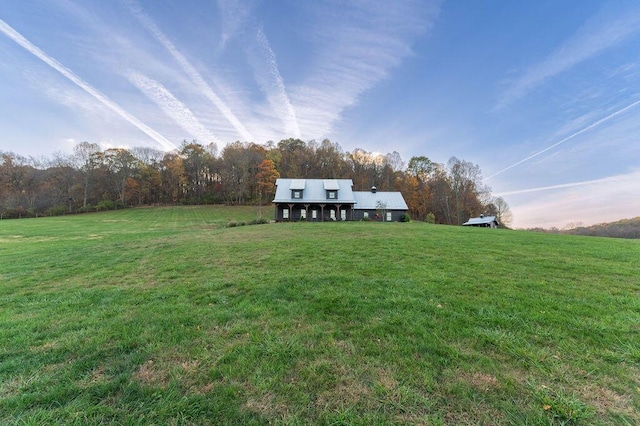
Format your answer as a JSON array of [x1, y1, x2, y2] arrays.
[[324, 179, 339, 200], [290, 179, 306, 199]]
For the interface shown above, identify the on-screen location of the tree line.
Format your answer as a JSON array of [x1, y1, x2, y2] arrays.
[[527, 217, 640, 239], [0, 138, 512, 225]]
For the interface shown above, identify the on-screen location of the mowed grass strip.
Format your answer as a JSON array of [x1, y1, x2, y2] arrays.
[[1, 206, 639, 425]]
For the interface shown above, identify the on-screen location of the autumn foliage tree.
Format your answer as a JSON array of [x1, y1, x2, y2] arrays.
[[256, 159, 280, 203], [256, 159, 280, 218]]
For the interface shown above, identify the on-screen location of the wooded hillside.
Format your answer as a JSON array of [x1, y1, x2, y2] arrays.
[[574, 217, 640, 238], [0, 139, 511, 225]]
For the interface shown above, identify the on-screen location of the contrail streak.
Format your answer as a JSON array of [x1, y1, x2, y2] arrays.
[[253, 27, 301, 138], [128, 71, 222, 145], [484, 98, 640, 181], [128, 2, 254, 142], [495, 177, 609, 196], [0, 18, 177, 152]]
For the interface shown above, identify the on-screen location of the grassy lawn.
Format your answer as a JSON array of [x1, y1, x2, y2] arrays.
[[1, 206, 639, 425]]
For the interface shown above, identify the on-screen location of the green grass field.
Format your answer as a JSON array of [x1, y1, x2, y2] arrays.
[[1, 206, 639, 425]]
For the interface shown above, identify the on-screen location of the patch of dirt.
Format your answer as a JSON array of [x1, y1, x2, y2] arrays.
[[137, 355, 208, 391], [179, 359, 199, 373], [244, 391, 290, 418], [377, 367, 399, 390], [0, 375, 23, 398], [464, 372, 500, 392], [192, 381, 216, 394], [314, 364, 372, 410], [133, 359, 169, 387], [581, 384, 637, 421], [315, 379, 372, 410], [30, 341, 57, 351], [241, 379, 296, 420], [79, 365, 107, 389], [498, 367, 638, 423], [333, 339, 356, 355], [0, 236, 23, 243], [443, 406, 506, 426], [392, 413, 433, 426]]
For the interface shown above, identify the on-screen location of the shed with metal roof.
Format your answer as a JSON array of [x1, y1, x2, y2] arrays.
[[462, 215, 499, 228]]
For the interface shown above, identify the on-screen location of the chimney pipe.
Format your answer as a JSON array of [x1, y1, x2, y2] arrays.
[[371, 186, 377, 193]]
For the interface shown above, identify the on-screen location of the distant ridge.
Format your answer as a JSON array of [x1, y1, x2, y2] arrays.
[[565, 217, 640, 239]]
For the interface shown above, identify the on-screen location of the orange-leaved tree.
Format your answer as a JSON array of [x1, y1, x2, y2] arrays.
[[256, 159, 280, 218]]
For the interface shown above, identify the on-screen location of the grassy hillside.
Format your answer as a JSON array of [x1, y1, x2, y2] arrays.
[[1, 206, 638, 425]]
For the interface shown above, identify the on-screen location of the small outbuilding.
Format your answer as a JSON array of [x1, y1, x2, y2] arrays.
[[462, 214, 499, 228]]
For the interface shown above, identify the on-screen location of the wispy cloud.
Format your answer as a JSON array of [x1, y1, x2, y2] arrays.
[[291, 0, 440, 138], [0, 18, 177, 152], [497, 4, 640, 108], [507, 170, 640, 228], [127, 1, 254, 142], [246, 26, 301, 138], [217, 0, 257, 51], [485, 97, 640, 181], [127, 70, 221, 145], [215, 0, 300, 139]]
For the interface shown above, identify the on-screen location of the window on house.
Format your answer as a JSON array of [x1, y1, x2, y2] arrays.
[[341, 210, 346, 221], [312, 210, 317, 219], [330, 209, 335, 219], [300, 209, 306, 219], [292, 190, 302, 199], [283, 208, 289, 219], [386, 212, 392, 221], [327, 190, 337, 199], [363, 212, 369, 219]]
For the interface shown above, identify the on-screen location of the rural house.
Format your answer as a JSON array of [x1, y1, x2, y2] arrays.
[[272, 178, 409, 222], [462, 214, 499, 228]]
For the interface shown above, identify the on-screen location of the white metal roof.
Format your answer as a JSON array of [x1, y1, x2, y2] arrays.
[[273, 178, 356, 203], [274, 179, 409, 210], [323, 179, 340, 190], [352, 191, 409, 210], [463, 215, 498, 226], [289, 179, 306, 190]]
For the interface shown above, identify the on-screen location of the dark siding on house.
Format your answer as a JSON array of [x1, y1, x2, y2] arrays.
[[352, 209, 407, 222]]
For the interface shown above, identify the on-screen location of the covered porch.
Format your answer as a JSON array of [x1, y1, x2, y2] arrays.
[[274, 203, 355, 221]]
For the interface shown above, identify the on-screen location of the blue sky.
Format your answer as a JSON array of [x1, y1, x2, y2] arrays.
[[1, 0, 639, 228]]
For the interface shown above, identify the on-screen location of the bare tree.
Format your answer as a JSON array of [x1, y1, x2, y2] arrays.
[[72, 141, 101, 210], [448, 157, 485, 225], [492, 196, 513, 227], [103, 148, 141, 207], [49, 152, 81, 212]]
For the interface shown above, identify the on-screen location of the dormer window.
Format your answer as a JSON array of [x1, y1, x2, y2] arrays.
[[323, 179, 340, 199], [289, 179, 306, 200]]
